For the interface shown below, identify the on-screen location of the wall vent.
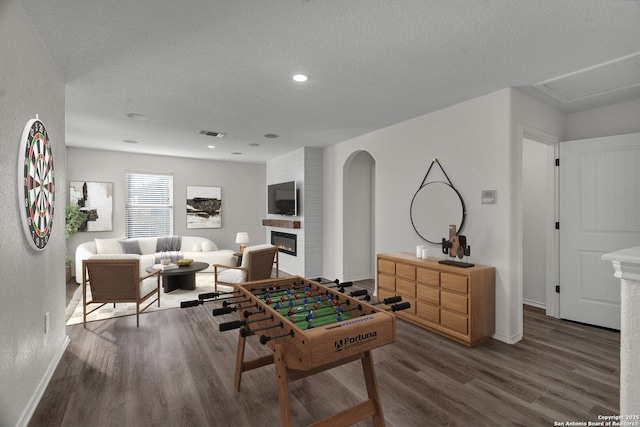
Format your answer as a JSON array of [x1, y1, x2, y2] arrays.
[[199, 130, 225, 138]]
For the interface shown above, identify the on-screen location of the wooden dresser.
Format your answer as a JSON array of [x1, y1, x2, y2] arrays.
[[377, 252, 495, 347]]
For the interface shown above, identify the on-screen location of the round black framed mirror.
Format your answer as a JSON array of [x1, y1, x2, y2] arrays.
[[410, 159, 466, 244]]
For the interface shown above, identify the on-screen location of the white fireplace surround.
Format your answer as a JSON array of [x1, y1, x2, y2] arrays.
[[602, 246, 640, 417]]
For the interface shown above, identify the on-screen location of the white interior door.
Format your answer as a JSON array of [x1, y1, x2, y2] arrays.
[[559, 132, 640, 330]]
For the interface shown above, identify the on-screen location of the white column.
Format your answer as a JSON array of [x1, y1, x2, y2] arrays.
[[602, 246, 640, 417]]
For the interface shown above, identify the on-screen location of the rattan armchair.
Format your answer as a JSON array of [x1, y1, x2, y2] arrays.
[[213, 244, 279, 292], [82, 254, 160, 327]]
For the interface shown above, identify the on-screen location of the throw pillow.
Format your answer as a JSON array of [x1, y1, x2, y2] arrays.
[[118, 239, 143, 255], [202, 241, 215, 252], [192, 243, 202, 252], [95, 238, 123, 254]]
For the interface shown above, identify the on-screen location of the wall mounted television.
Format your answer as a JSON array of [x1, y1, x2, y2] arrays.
[[267, 181, 298, 216]]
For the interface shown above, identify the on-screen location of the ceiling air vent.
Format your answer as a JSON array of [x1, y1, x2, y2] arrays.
[[199, 130, 225, 138], [534, 53, 640, 103]]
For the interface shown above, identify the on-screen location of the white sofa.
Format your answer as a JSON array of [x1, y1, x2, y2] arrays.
[[75, 236, 236, 283]]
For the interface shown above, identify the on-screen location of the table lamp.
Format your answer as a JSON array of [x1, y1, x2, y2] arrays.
[[236, 232, 249, 255]]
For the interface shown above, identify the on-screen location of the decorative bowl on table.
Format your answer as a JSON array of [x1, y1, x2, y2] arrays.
[[175, 258, 194, 267]]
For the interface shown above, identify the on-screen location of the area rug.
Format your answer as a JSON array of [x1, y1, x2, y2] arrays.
[[66, 273, 232, 326]]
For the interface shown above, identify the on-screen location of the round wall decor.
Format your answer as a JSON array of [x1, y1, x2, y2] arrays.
[[18, 116, 55, 250]]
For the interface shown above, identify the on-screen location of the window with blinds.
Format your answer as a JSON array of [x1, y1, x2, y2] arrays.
[[125, 172, 174, 238]]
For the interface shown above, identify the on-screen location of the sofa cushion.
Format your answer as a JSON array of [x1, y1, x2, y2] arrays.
[[192, 243, 202, 252], [118, 239, 143, 255], [95, 238, 123, 255], [202, 241, 215, 252]]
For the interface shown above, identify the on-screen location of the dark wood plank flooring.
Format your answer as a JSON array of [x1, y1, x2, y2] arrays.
[[34, 280, 619, 426]]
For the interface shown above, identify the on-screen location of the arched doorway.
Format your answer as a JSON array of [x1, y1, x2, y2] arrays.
[[343, 151, 375, 281]]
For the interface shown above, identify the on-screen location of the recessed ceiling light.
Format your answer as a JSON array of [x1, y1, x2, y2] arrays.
[[123, 139, 138, 144], [264, 134, 279, 138], [126, 113, 147, 121], [207, 145, 216, 149], [292, 74, 309, 82], [231, 152, 242, 155]]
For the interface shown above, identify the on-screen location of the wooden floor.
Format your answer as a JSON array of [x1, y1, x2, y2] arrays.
[[34, 280, 620, 427]]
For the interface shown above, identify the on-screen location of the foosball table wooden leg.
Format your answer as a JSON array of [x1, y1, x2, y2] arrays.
[[362, 350, 385, 427], [234, 332, 247, 392], [273, 344, 293, 427]]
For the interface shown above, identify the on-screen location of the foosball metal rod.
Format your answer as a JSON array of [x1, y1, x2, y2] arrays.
[[219, 314, 274, 332], [240, 321, 284, 337], [213, 303, 259, 317], [246, 280, 303, 294], [261, 290, 345, 311], [198, 289, 241, 300], [312, 277, 355, 291], [290, 303, 361, 325], [259, 329, 294, 345], [180, 291, 247, 308]]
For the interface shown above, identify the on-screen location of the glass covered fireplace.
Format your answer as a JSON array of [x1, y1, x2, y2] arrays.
[[271, 231, 297, 256]]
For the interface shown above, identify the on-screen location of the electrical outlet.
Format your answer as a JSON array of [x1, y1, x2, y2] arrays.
[[45, 312, 50, 334]]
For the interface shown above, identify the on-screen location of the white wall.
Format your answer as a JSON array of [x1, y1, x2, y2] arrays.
[[344, 151, 375, 281], [0, 1, 68, 425], [66, 147, 266, 275], [522, 139, 555, 307], [324, 88, 568, 344], [266, 147, 323, 278], [325, 89, 518, 342], [567, 98, 640, 141]]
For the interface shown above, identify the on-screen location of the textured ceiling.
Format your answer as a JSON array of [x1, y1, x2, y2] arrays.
[[21, 0, 640, 163]]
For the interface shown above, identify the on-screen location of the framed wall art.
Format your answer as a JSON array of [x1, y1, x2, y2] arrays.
[[69, 181, 113, 232], [187, 186, 221, 229]]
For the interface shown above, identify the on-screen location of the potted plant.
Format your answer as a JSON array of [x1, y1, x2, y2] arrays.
[[65, 204, 87, 283]]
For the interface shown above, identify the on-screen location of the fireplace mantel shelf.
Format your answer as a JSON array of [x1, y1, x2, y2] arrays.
[[262, 219, 301, 229]]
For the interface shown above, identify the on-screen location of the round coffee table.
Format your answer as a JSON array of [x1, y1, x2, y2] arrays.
[[147, 261, 208, 293]]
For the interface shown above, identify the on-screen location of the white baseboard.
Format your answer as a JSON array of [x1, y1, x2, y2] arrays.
[[523, 299, 547, 310], [17, 335, 70, 427], [492, 331, 523, 345]]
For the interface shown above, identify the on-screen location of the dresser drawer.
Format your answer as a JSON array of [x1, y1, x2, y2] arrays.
[[417, 302, 440, 323], [441, 291, 468, 314], [441, 273, 468, 294], [396, 263, 416, 280], [417, 267, 440, 286], [378, 274, 395, 291], [396, 278, 416, 298], [378, 259, 396, 275], [441, 310, 468, 334], [417, 284, 439, 305]]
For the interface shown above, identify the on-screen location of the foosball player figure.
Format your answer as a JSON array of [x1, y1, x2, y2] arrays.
[[288, 307, 295, 318], [312, 303, 319, 311], [274, 302, 281, 310], [331, 299, 339, 312], [306, 311, 314, 328], [303, 297, 309, 308]]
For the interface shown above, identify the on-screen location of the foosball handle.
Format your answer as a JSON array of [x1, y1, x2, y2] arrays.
[[383, 295, 403, 305], [260, 329, 294, 345], [350, 289, 368, 297], [213, 306, 236, 316], [219, 320, 245, 332], [338, 281, 353, 292], [198, 292, 219, 300], [391, 302, 411, 312], [180, 299, 200, 308]]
